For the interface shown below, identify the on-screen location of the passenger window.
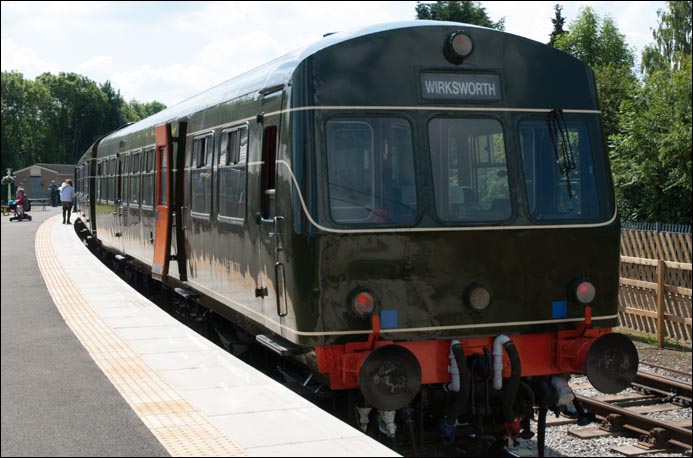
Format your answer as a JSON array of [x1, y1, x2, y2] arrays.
[[191, 134, 213, 215], [428, 118, 511, 222], [142, 149, 156, 207], [109, 157, 117, 202], [97, 160, 103, 202], [130, 151, 141, 205], [123, 155, 130, 204], [218, 126, 248, 220]]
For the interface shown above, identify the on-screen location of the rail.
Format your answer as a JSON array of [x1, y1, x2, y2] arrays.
[[573, 370, 693, 451]]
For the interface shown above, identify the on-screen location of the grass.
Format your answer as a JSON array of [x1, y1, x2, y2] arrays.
[[613, 326, 692, 352]]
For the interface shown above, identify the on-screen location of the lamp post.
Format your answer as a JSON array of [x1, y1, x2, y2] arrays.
[[1, 169, 15, 202]]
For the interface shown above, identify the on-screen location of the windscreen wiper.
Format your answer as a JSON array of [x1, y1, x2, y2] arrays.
[[546, 109, 576, 198]]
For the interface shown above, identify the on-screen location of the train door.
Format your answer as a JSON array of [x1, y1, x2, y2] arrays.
[[171, 121, 188, 281], [152, 123, 173, 281], [256, 89, 289, 325]]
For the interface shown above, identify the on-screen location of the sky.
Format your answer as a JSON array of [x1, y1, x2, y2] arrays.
[[1, 1, 667, 107]]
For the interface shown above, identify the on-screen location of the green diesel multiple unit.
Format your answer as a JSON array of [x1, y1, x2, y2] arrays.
[[76, 21, 637, 452]]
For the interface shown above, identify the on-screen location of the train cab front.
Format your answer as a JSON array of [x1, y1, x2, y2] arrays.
[[291, 22, 641, 450]]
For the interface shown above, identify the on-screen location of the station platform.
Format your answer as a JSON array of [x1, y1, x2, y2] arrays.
[[1, 208, 399, 457]]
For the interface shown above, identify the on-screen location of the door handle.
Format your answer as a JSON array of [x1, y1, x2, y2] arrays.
[[274, 262, 288, 317]]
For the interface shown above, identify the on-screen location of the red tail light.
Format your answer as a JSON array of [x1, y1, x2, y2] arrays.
[[352, 291, 376, 317], [575, 281, 596, 304]]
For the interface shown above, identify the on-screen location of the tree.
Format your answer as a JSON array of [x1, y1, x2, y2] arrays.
[[553, 7, 637, 141], [1, 71, 53, 173], [641, 1, 692, 74], [123, 99, 167, 123], [1, 71, 166, 173], [36, 72, 110, 164], [610, 55, 692, 223], [415, 1, 505, 30], [554, 6, 634, 68], [548, 4, 567, 46], [100, 81, 127, 131], [610, 1, 692, 224]]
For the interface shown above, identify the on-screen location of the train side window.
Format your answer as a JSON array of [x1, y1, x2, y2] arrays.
[[97, 160, 103, 202], [142, 148, 156, 207], [428, 118, 511, 223], [130, 151, 141, 205], [519, 120, 600, 221], [218, 125, 248, 220], [159, 146, 168, 206], [123, 155, 130, 204], [191, 133, 213, 215], [109, 157, 117, 203], [104, 159, 111, 203], [108, 158, 113, 201]]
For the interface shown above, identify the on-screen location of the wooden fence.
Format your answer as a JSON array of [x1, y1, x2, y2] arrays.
[[618, 226, 692, 346]]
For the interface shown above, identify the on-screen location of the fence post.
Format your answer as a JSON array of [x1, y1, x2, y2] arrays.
[[656, 259, 666, 347]]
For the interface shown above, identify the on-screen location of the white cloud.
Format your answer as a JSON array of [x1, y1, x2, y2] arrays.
[[1, 1, 667, 106], [76, 56, 113, 75], [0, 39, 58, 76]]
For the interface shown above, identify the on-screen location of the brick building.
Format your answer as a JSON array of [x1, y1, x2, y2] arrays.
[[11, 163, 75, 200]]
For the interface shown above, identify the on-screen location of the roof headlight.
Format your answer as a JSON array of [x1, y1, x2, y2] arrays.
[[445, 31, 473, 64]]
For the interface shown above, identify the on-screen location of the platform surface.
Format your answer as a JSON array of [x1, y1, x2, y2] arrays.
[[1, 209, 399, 457]]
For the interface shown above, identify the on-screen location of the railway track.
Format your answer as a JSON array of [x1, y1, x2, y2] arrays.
[[639, 361, 693, 380], [564, 370, 692, 456]]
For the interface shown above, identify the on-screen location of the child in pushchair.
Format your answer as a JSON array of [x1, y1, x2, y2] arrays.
[[9, 188, 32, 222]]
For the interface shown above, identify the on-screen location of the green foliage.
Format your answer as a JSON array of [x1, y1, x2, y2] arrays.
[[0, 71, 165, 174], [1, 71, 49, 169], [611, 55, 692, 224], [123, 100, 168, 123], [36, 72, 110, 164], [548, 4, 567, 46], [609, 1, 692, 224], [593, 64, 638, 141], [553, 6, 634, 68], [415, 1, 505, 30], [553, 4, 691, 224], [553, 6, 637, 143], [641, 1, 692, 74]]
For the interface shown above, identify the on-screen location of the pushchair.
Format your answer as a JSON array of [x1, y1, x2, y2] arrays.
[[9, 198, 32, 222]]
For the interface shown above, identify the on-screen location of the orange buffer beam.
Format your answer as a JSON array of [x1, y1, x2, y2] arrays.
[[315, 329, 611, 390]]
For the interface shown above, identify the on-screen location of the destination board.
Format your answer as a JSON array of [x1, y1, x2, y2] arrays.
[[421, 73, 502, 101]]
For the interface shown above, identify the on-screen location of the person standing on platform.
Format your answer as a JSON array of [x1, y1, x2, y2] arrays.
[[48, 180, 59, 207], [60, 179, 74, 224]]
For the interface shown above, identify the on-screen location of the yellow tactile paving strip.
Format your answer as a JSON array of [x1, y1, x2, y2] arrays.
[[35, 216, 247, 457]]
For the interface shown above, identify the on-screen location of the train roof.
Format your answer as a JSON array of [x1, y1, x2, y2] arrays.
[[100, 20, 498, 142]]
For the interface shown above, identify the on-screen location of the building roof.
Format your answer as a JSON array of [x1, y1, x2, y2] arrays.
[[13, 163, 75, 175]]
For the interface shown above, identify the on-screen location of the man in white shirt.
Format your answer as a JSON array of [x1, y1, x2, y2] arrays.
[[60, 179, 75, 224]]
